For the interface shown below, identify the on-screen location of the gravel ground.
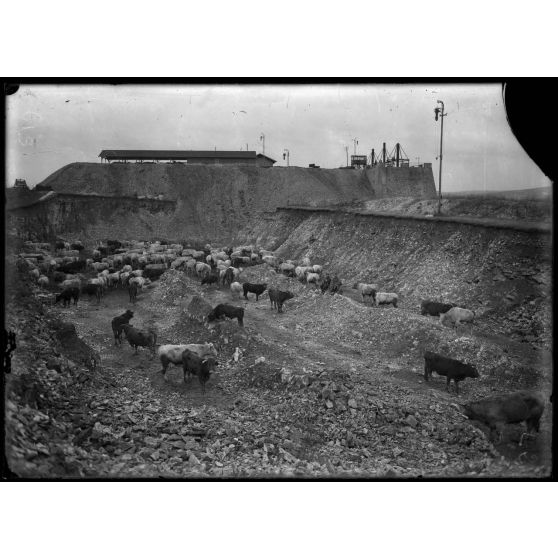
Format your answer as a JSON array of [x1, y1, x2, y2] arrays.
[[4, 266, 552, 478]]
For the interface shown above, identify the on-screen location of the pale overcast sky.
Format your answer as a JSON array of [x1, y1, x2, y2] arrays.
[[6, 83, 551, 192]]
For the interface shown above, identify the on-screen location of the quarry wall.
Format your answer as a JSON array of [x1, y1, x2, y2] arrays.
[[7, 193, 176, 242], [9, 161, 435, 243]]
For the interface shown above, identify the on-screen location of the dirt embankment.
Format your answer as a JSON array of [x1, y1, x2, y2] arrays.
[[239, 210, 552, 350]]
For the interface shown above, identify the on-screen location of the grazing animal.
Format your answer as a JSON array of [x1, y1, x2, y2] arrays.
[[440, 306, 474, 328], [420, 300, 455, 317], [320, 274, 331, 293], [329, 275, 342, 294], [143, 264, 166, 280], [201, 273, 220, 286], [375, 292, 398, 308], [62, 276, 81, 289], [58, 260, 86, 274], [305, 272, 320, 285], [121, 324, 157, 354], [52, 271, 66, 283], [207, 304, 244, 327], [158, 343, 218, 374], [55, 287, 80, 307], [88, 278, 105, 296], [128, 283, 139, 303], [354, 282, 378, 303], [279, 262, 295, 277], [222, 267, 234, 286], [424, 350, 479, 394], [462, 391, 545, 444], [268, 289, 294, 313], [243, 282, 267, 301], [295, 266, 307, 281], [230, 281, 243, 299], [82, 283, 102, 302], [181, 348, 217, 394], [111, 310, 134, 346]]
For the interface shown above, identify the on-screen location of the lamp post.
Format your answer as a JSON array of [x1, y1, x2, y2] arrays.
[[283, 149, 290, 167], [434, 100, 447, 215]]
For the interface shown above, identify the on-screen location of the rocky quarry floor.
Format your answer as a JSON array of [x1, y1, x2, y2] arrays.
[[4, 262, 552, 478]]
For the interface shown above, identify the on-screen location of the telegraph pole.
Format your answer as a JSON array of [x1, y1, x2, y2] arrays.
[[434, 100, 447, 215], [260, 133, 265, 155], [345, 146, 349, 167]]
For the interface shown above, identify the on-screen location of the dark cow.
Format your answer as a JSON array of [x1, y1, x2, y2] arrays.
[[55, 287, 80, 307], [207, 304, 244, 327], [424, 350, 479, 394], [111, 310, 134, 346], [320, 274, 331, 294], [329, 275, 342, 294], [201, 273, 220, 286], [128, 283, 138, 303], [268, 289, 294, 313], [143, 264, 166, 279], [181, 348, 218, 394], [243, 282, 267, 301], [421, 300, 455, 317], [58, 260, 86, 274], [121, 324, 157, 354], [462, 391, 545, 444], [82, 283, 102, 303], [222, 267, 235, 286], [52, 271, 66, 283]]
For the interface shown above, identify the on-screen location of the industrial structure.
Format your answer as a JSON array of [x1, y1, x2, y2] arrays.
[[98, 150, 276, 167], [345, 142, 429, 170]]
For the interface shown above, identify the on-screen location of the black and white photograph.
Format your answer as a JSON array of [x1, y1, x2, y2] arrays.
[[3, 82, 553, 479]]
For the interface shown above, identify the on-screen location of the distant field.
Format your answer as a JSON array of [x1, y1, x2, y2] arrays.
[[444, 186, 552, 200]]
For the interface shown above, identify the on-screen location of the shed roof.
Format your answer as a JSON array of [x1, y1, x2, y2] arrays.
[[256, 153, 277, 163], [98, 150, 257, 160]]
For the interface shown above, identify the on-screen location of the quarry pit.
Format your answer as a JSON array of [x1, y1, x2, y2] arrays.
[[4, 163, 553, 478]]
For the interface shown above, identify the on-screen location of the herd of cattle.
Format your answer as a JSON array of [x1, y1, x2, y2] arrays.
[[16, 239, 547, 445]]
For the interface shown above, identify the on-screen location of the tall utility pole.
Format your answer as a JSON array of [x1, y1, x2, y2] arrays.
[[434, 100, 447, 215], [352, 138, 358, 155], [345, 146, 349, 167], [260, 133, 265, 155], [283, 148, 290, 167]]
